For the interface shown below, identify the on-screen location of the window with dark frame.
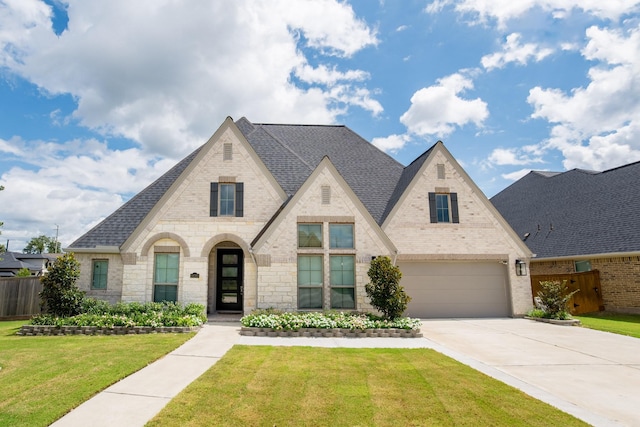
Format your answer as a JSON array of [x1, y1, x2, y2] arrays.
[[428, 192, 459, 224], [210, 182, 244, 217]]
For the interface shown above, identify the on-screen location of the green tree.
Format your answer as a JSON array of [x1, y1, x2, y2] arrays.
[[365, 256, 411, 320], [40, 252, 85, 317], [16, 267, 32, 277], [24, 235, 61, 254]]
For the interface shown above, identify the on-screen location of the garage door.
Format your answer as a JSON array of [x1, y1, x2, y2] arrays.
[[398, 261, 510, 318]]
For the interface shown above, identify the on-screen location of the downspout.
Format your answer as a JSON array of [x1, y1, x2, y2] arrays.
[[393, 250, 398, 266]]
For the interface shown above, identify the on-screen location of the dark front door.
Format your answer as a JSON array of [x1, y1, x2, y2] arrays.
[[216, 249, 243, 311]]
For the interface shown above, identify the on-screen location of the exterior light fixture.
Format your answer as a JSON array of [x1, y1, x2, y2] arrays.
[[515, 260, 527, 276]]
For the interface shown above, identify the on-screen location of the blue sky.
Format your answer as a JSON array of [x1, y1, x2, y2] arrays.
[[1, 0, 640, 252]]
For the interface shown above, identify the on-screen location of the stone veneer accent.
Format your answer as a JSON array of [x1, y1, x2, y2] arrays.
[[17, 325, 200, 336], [531, 256, 640, 313]]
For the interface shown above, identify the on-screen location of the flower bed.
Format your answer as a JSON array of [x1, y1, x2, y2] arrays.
[[20, 301, 207, 336], [17, 324, 199, 336], [240, 311, 422, 338], [239, 326, 422, 338]]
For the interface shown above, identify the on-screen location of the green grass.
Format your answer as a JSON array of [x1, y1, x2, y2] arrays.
[[576, 312, 640, 338], [148, 346, 588, 427], [0, 321, 194, 427]]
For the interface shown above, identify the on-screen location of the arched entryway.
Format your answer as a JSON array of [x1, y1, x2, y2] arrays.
[[208, 241, 244, 313]]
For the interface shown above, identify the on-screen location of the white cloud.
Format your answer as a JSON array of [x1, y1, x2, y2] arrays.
[[0, 0, 381, 248], [399, 73, 488, 137], [0, 136, 176, 250], [528, 25, 640, 170], [487, 146, 545, 166], [427, 0, 640, 28], [502, 168, 534, 181], [371, 134, 411, 153], [0, 0, 379, 159], [482, 33, 553, 70]]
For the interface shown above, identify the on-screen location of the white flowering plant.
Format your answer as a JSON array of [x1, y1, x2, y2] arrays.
[[240, 310, 421, 331]]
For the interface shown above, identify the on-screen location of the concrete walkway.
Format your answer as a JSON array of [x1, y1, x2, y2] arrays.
[[51, 323, 242, 427], [51, 318, 640, 427]]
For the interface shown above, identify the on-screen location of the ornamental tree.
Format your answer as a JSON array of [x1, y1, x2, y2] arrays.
[[365, 256, 411, 320], [40, 252, 85, 317]]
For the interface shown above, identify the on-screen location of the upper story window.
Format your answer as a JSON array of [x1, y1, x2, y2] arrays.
[[329, 224, 354, 249], [210, 182, 244, 217], [298, 224, 322, 248], [428, 192, 459, 224]]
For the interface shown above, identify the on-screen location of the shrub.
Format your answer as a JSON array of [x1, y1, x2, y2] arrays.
[[240, 310, 421, 331], [30, 301, 207, 328], [365, 256, 411, 320], [39, 253, 85, 317], [536, 280, 579, 320], [16, 267, 32, 277]]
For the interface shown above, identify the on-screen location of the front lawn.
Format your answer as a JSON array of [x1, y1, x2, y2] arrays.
[[0, 321, 194, 427], [576, 312, 640, 338], [148, 346, 587, 427]]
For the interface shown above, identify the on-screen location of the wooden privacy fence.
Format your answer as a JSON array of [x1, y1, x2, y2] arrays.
[[0, 277, 43, 319], [530, 270, 604, 314]]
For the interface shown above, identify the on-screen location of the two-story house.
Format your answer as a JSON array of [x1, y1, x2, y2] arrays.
[[67, 117, 532, 318]]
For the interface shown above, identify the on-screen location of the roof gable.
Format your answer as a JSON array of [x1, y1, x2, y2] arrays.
[[491, 161, 640, 258], [251, 156, 396, 254]]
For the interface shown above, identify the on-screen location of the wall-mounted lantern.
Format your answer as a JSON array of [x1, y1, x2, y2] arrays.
[[515, 260, 527, 276]]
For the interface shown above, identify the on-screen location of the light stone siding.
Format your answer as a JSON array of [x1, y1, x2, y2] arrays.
[[253, 166, 391, 312], [383, 151, 532, 316], [72, 127, 532, 317], [75, 253, 123, 304], [532, 256, 640, 314], [110, 128, 286, 312]]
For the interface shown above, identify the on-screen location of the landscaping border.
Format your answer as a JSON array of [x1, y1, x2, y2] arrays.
[[525, 316, 581, 326], [16, 325, 201, 336], [239, 326, 423, 338]]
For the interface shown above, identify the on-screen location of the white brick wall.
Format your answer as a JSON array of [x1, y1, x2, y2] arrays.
[[383, 150, 533, 315], [74, 126, 532, 316]]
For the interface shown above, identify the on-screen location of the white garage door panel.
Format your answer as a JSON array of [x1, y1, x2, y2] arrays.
[[399, 262, 510, 318]]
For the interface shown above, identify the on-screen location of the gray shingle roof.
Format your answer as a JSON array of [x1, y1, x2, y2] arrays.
[[238, 118, 404, 223], [69, 147, 203, 248], [380, 145, 435, 223], [490, 162, 640, 259], [69, 118, 417, 250]]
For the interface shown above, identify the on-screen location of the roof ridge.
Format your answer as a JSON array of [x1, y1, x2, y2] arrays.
[[602, 159, 640, 174], [257, 124, 315, 171], [252, 122, 346, 128]]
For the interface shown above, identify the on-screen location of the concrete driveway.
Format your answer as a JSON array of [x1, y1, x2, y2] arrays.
[[420, 318, 640, 427]]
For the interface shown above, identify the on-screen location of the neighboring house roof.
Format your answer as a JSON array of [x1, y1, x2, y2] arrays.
[[69, 117, 406, 250], [0, 251, 54, 276], [490, 161, 640, 259]]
